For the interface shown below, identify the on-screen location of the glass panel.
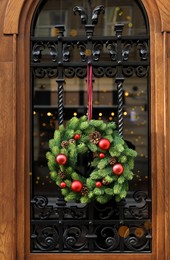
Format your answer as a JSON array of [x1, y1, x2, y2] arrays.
[[33, 0, 147, 37], [31, 0, 151, 253]]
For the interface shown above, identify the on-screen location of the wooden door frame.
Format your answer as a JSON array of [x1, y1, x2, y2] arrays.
[[2, 0, 169, 259]]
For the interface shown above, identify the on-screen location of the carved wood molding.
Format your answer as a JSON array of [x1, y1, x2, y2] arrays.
[[155, 0, 170, 32], [3, 0, 25, 34]]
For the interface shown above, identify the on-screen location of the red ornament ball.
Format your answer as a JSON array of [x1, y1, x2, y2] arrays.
[[60, 182, 67, 188], [99, 153, 105, 159], [112, 163, 124, 175], [71, 180, 83, 192], [98, 138, 111, 150], [74, 134, 81, 140], [96, 181, 102, 188], [56, 154, 67, 165]]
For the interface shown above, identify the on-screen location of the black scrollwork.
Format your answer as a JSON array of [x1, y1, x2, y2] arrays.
[[136, 66, 148, 77], [33, 68, 58, 78], [64, 204, 87, 219], [106, 42, 117, 61], [63, 43, 74, 62], [137, 41, 149, 61], [64, 67, 75, 78], [33, 68, 46, 78], [93, 67, 104, 77], [122, 66, 134, 77], [47, 42, 58, 62], [46, 68, 58, 78], [122, 41, 133, 61], [92, 5, 105, 24], [93, 67, 117, 78], [63, 226, 87, 250], [31, 195, 48, 208], [77, 42, 87, 62], [93, 42, 103, 61], [124, 191, 149, 219], [95, 226, 119, 251], [31, 226, 59, 251], [75, 67, 87, 78], [31, 196, 53, 219], [124, 226, 151, 251], [73, 6, 87, 24], [105, 67, 117, 77], [32, 42, 45, 62]]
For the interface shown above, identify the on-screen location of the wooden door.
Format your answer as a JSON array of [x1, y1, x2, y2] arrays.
[[0, 0, 170, 260]]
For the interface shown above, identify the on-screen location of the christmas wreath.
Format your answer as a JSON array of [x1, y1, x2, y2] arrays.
[[46, 115, 137, 204]]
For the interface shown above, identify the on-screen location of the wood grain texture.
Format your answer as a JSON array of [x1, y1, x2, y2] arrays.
[[26, 254, 153, 260], [155, 0, 170, 32], [3, 0, 25, 34], [167, 34, 170, 260], [0, 61, 16, 260]]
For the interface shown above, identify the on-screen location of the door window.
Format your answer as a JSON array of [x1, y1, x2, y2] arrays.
[[31, 0, 151, 253]]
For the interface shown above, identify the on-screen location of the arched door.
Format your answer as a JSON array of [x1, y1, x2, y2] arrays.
[[1, 0, 167, 259]]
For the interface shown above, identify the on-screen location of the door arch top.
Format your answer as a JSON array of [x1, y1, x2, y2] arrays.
[[3, 0, 169, 35]]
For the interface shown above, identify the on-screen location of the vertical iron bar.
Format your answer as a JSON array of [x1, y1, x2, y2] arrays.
[[116, 79, 124, 138], [55, 25, 65, 125], [57, 79, 64, 125], [55, 25, 66, 251], [115, 24, 124, 138]]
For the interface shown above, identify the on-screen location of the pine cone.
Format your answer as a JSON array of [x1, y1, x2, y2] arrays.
[[109, 156, 117, 165], [81, 185, 89, 196], [93, 152, 98, 158], [58, 170, 66, 179], [61, 140, 69, 148], [89, 131, 101, 144], [69, 138, 76, 144], [102, 178, 109, 185]]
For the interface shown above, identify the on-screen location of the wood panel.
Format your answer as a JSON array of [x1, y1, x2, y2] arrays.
[[155, 0, 170, 32], [26, 254, 153, 260], [167, 33, 170, 260], [0, 61, 16, 260], [3, 0, 25, 34]]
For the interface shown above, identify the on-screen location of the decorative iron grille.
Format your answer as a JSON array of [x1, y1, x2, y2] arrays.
[[30, 0, 151, 253]]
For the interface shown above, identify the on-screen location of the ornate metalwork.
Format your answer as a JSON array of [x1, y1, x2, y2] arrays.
[[73, 5, 104, 25], [95, 226, 119, 251], [63, 226, 88, 250], [32, 41, 45, 62], [33, 67, 58, 78], [31, 0, 150, 254], [137, 41, 149, 61], [31, 226, 59, 251], [122, 41, 133, 61], [47, 42, 58, 62], [31, 221, 151, 252], [106, 42, 117, 61], [92, 42, 103, 61], [31, 191, 150, 220]]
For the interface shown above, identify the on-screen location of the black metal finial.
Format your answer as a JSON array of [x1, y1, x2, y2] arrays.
[[73, 5, 104, 27]]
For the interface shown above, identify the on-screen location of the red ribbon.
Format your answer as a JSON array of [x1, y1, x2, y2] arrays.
[[87, 64, 93, 120]]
